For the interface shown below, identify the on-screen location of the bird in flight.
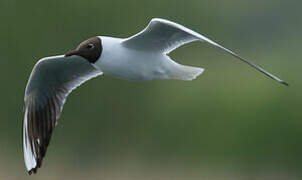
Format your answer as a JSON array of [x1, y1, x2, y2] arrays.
[[23, 18, 288, 174]]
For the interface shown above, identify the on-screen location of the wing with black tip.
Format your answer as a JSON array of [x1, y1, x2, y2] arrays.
[[122, 18, 288, 86], [23, 55, 102, 174]]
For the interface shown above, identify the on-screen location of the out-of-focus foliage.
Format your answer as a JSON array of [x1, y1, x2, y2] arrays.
[[1, 0, 301, 179]]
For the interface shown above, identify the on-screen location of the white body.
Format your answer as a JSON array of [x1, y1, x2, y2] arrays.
[[95, 36, 204, 81]]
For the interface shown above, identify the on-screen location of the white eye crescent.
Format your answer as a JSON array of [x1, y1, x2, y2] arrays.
[[87, 43, 94, 49]]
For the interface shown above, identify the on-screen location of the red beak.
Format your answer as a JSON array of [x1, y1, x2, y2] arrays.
[[65, 49, 80, 57]]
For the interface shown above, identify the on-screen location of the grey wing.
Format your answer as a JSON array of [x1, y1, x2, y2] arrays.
[[23, 55, 102, 174], [122, 18, 288, 86], [122, 18, 200, 53]]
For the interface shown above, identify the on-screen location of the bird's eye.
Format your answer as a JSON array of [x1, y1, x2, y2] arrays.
[[87, 43, 94, 49]]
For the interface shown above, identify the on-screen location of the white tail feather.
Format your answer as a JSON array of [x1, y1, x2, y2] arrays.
[[169, 64, 204, 80]]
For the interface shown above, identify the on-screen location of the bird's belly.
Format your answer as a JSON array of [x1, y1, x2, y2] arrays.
[[101, 60, 157, 81], [99, 51, 168, 81]]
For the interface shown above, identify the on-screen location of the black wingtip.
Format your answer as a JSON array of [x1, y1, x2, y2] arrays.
[[27, 158, 43, 175], [281, 81, 289, 86], [28, 167, 37, 175]]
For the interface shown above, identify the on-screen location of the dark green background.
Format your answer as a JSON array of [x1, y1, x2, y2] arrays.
[[1, 0, 301, 179]]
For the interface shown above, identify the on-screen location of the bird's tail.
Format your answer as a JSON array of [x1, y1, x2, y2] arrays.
[[168, 63, 204, 81]]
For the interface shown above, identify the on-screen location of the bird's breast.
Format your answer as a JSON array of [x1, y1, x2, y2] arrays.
[[95, 37, 166, 81]]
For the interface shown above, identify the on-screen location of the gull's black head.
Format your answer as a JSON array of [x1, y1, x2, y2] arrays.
[[65, 36, 102, 63]]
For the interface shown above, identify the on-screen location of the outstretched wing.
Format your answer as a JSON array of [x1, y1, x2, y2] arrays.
[[23, 55, 102, 174], [122, 18, 288, 86]]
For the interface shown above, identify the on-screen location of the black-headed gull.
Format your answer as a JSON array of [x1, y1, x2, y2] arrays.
[[23, 18, 288, 174]]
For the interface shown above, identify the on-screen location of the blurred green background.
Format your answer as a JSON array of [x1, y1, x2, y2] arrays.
[[1, 0, 301, 179]]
